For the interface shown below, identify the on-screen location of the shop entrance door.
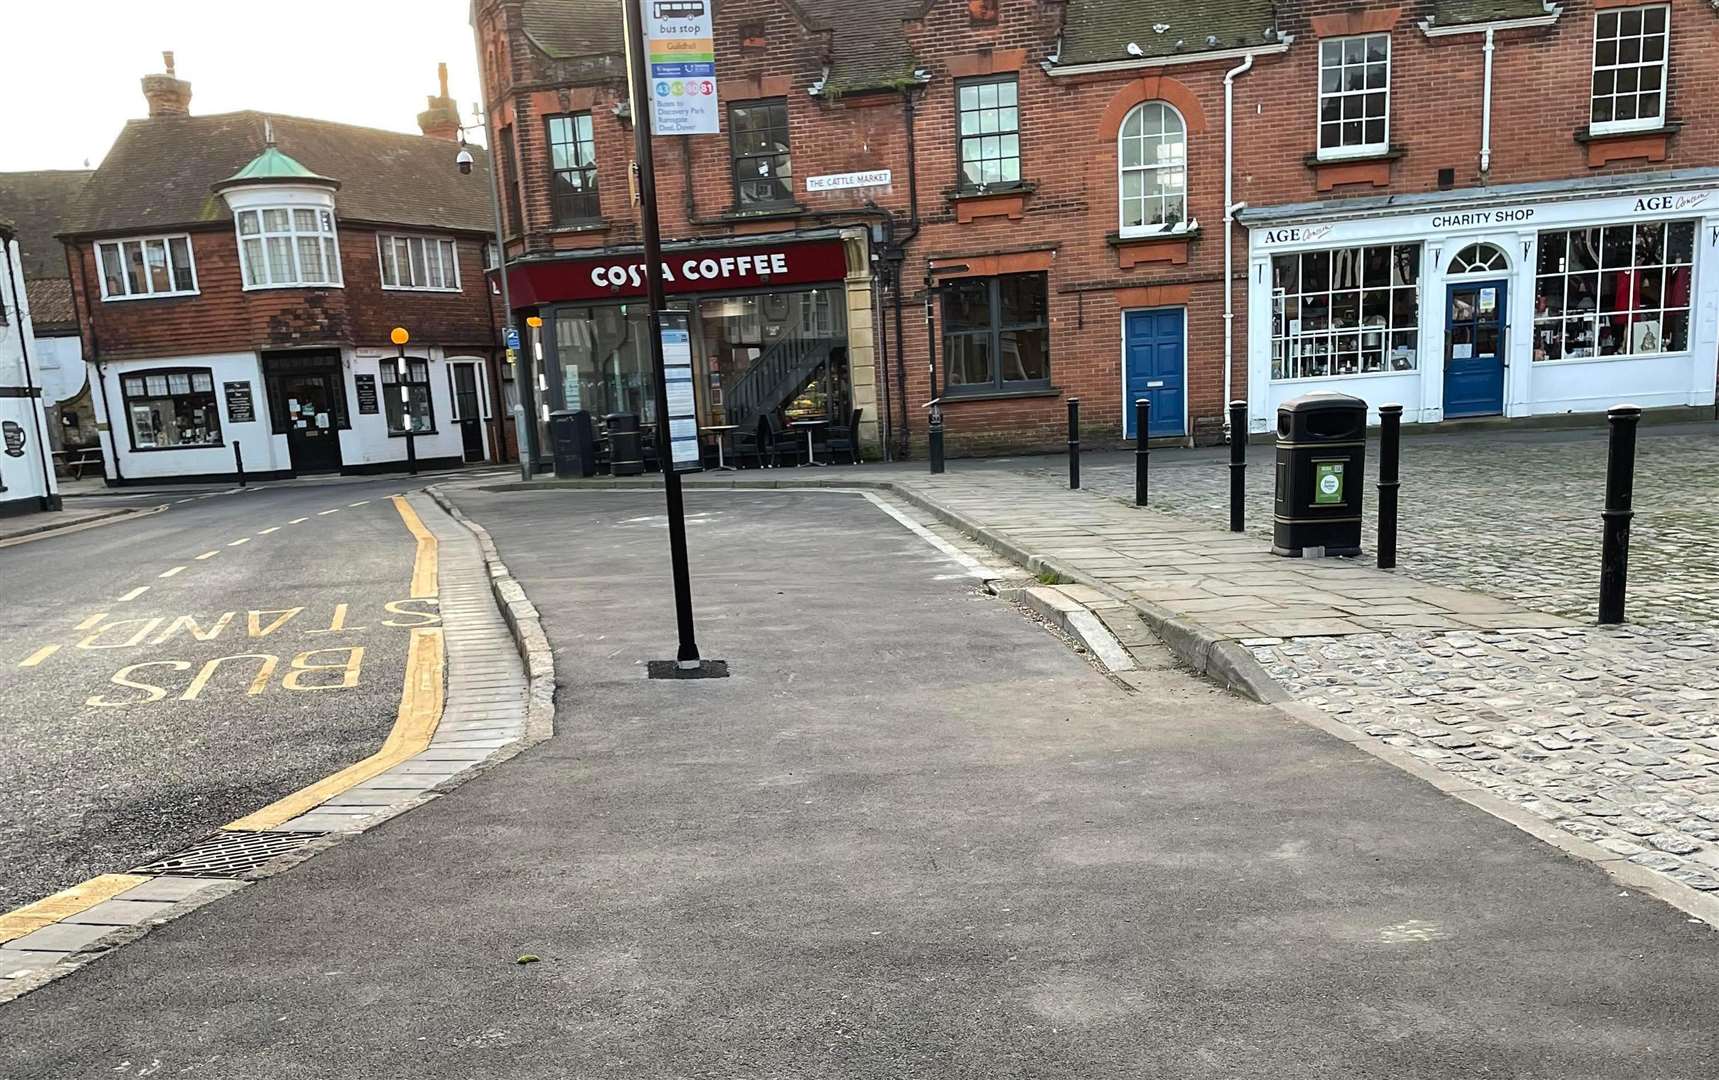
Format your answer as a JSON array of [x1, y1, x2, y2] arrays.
[[452, 363, 485, 462], [1444, 281, 1507, 417], [273, 371, 344, 474], [1122, 308, 1186, 439]]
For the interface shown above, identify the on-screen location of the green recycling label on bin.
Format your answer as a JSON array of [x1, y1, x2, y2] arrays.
[[1314, 462, 1344, 505]]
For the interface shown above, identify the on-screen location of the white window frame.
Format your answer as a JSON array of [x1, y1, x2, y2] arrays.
[[1316, 34, 1391, 161], [1117, 102, 1189, 238], [1590, 5, 1671, 136], [446, 359, 491, 421], [378, 234, 462, 292], [94, 235, 199, 301], [234, 206, 343, 290]]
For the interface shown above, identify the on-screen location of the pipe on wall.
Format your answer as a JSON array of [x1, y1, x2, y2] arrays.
[[1481, 27, 1495, 174], [1223, 52, 1255, 435]]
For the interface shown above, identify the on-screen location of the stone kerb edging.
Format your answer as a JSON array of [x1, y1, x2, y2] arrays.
[[426, 486, 556, 746]]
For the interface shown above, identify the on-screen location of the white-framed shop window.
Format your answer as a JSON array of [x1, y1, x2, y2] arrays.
[[1591, 5, 1670, 134], [378, 234, 461, 291], [1317, 34, 1390, 159], [1271, 243, 1421, 380], [235, 207, 342, 288], [1532, 220, 1694, 361], [1118, 102, 1188, 236], [95, 235, 198, 300]]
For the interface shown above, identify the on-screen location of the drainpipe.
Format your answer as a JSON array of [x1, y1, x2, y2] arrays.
[[1223, 52, 1255, 438], [70, 245, 121, 483], [895, 86, 922, 461], [1480, 27, 1495, 174]]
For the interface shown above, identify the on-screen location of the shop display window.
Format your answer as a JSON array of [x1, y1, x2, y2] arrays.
[[1533, 220, 1693, 360], [380, 358, 436, 434], [121, 368, 222, 449], [942, 273, 1049, 395], [1271, 244, 1420, 380]]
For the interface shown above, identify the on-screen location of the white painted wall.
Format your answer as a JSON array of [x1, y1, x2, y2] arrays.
[[340, 347, 472, 466], [0, 235, 60, 505], [92, 352, 293, 482], [33, 333, 84, 406]]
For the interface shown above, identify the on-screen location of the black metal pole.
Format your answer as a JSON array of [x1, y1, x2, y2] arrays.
[[1228, 400, 1247, 532], [1598, 403, 1641, 624], [928, 399, 944, 474], [398, 345, 418, 477], [924, 272, 943, 474], [1134, 398, 1150, 506], [1067, 397, 1080, 489], [233, 441, 245, 487], [1376, 402, 1402, 569], [625, 0, 700, 666]]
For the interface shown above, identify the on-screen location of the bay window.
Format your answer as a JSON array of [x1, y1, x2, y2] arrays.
[[380, 358, 435, 434], [120, 368, 222, 449], [1271, 244, 1421, 379], [1318, 35, 1390, 157], [1533, 221, 1693, 360], [378, 234, 460, 291], [236, 207, 342, 288], [96, 235, 197, 300], [942, 273, 1049, 394], [1591, 6, 1669, 133]]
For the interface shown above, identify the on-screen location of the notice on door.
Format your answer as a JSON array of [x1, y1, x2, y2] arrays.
[[354, 374, 380, 415], [223, 381, 256, 423], [643, 0, 719, 135], [660, 313, 702, 472]]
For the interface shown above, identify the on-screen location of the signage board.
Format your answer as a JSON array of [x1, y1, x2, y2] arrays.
[[2, 420, 24, 457], [508, 239, 850, 306], [806, 169, 892, 193], [504, 326, 520, 350], [1314, 462, 1344, 505], [223, 381, 256, 423], [355, 373, 381, 415], [660, 312, 702, 472], [643, 0, 719, 135]]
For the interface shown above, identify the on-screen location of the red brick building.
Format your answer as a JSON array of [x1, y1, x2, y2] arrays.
[[477, 0, 1719, 462], [62, 56, 512, 484]]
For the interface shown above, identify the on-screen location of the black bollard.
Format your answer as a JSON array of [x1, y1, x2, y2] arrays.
[[1377, 403, 1403, 569], [1067, 397, 1081, 489], [1134, 398, 1150, 506], [928, 398, 945, 475], [1598, 403, 1641, 624], [233, 441, 246, 487], [1228, 400, 1247, 532]]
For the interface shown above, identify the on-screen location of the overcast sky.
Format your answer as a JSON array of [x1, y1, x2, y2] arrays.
[[0, 1, 489, 172]]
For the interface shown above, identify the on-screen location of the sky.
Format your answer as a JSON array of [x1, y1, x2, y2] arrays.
[[0, 0, 489, 172]]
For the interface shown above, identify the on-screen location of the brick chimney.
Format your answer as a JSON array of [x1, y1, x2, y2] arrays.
[[141, 51, 192, 117], [416, 62, 461, 141]]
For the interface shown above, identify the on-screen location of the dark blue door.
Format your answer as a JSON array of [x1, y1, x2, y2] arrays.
[[1123, 308, 1185, 439], [1443, 281, 1506, 417]]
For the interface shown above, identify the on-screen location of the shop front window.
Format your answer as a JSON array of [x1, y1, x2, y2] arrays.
[[1271, 244, 1420, 380], [121, 368, 222, 449], [696, 287, 848, 426], [1533, 220, 1693, 360], [941, 273, 1050, 395], [552, 304, 653, 422], [380, 358, 436, 433]]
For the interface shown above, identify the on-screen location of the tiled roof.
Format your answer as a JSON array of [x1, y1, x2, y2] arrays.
[[520, 0, 624, 59], [1427, 0, 1556, 27], [25, 276, 77, 332], [61, 112, 493, 237], [0, 170, 91, 278], [1055, 0, 1280, 65]]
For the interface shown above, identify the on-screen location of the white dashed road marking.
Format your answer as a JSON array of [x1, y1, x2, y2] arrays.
[[158, 566, 186, 579], [196, 551, 219, 560], [228, 537, 251, 547], [258, 526, 280, 535], [116, 587, 148, 602]]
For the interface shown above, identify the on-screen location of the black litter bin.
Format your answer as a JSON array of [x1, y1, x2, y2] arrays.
[[1272, 392, 1367, 557], [548, 409, 597, 479], [606, 412, 644, 477]]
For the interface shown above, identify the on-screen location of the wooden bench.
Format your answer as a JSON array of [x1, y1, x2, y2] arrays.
[[53, 448, 104, 480]]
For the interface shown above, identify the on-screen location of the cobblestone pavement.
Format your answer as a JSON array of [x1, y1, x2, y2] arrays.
[[1248, 625, 1719, 895], [1019, 422, 1719, 633]]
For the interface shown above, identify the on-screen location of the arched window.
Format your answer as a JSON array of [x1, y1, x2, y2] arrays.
[[1449, 242, 1508, 274], [1119, 102, 1187, 236]]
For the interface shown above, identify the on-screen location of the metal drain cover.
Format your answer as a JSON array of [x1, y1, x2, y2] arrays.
[[133, 829, 323, 878]]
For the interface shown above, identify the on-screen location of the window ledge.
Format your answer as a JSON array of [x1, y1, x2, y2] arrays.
[[387, 429, 439, 438], [100, 291, 200, 303], [1574, 121, 1680, 167], [1303, 147, 1403, 192], [1304, 146, 1405, 167], [941, 384, 1060, 403], [946, 181, 1037, 202], [381, 285, 462, 294], [1107, 227, 1201, 268], [719, 203, 806, 222], [1574, 120, 1680, 143], [128, 443, 227, 452], [241, 282, 345, 292], [945, 183, 1036, 224], [547, 221, 610, 234]]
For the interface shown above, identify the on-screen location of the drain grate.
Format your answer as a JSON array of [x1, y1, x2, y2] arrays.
[[133, 829, 324, 878]]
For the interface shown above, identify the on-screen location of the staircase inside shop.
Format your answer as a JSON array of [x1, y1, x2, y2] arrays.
[[723, 317, 838, 430]]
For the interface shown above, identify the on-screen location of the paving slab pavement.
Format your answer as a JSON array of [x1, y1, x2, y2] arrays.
[[4, 487, 1718, 1075]]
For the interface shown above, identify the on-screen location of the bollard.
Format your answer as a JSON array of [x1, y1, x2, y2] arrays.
[[928, 398, 945, 475], [233, 441, 245, 487], [1598, 403, 1641, 624], [1228, 400, 1247, 532], [1067, 397, 1081, 489], [1134, 398, 1150, 506], [1376, 403, 1403, 568]]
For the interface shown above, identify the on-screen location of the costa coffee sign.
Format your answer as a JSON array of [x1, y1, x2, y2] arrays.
[[507, 239, 849, 306]]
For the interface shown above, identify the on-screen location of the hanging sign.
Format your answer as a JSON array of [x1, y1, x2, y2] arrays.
[[223, 381, 256, 423], [642, 0, 719, 135], [355, 373, 380, 415], [659, 312, 702, 472]]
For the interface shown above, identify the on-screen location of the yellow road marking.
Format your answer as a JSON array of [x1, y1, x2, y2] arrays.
[[196, 550, 220, 560], [393, 495, 439, 600], [224, 627, 443, 830], [19, 644, 61, 667], [288, 517, 308, 524], [75, 612, 108, 630], [0, 874, 150, 946], [159, 566, 186, 579], [317, 508, 340, 516], [258, 526, 280, 535], [228, 537, 250, 547]]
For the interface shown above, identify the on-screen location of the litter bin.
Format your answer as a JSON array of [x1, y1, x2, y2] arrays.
[[548, 409, 597, 479], [1272, 392, 1367, 557], [606, 412, 644, 477]]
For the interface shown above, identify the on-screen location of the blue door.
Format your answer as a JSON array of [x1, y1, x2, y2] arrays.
[[1123, 308, 1186, 439], [1443, 281, 1507, 417]]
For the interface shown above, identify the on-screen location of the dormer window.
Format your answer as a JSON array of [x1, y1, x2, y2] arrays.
[[235, 207, 342, 288]]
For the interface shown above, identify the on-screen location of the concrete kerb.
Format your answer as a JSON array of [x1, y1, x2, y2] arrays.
[[425, 485, 556, 749], [0, 503, 167, 548]]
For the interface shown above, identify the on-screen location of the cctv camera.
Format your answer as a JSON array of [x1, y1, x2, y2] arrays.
[[456, 146, 474, 175]]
